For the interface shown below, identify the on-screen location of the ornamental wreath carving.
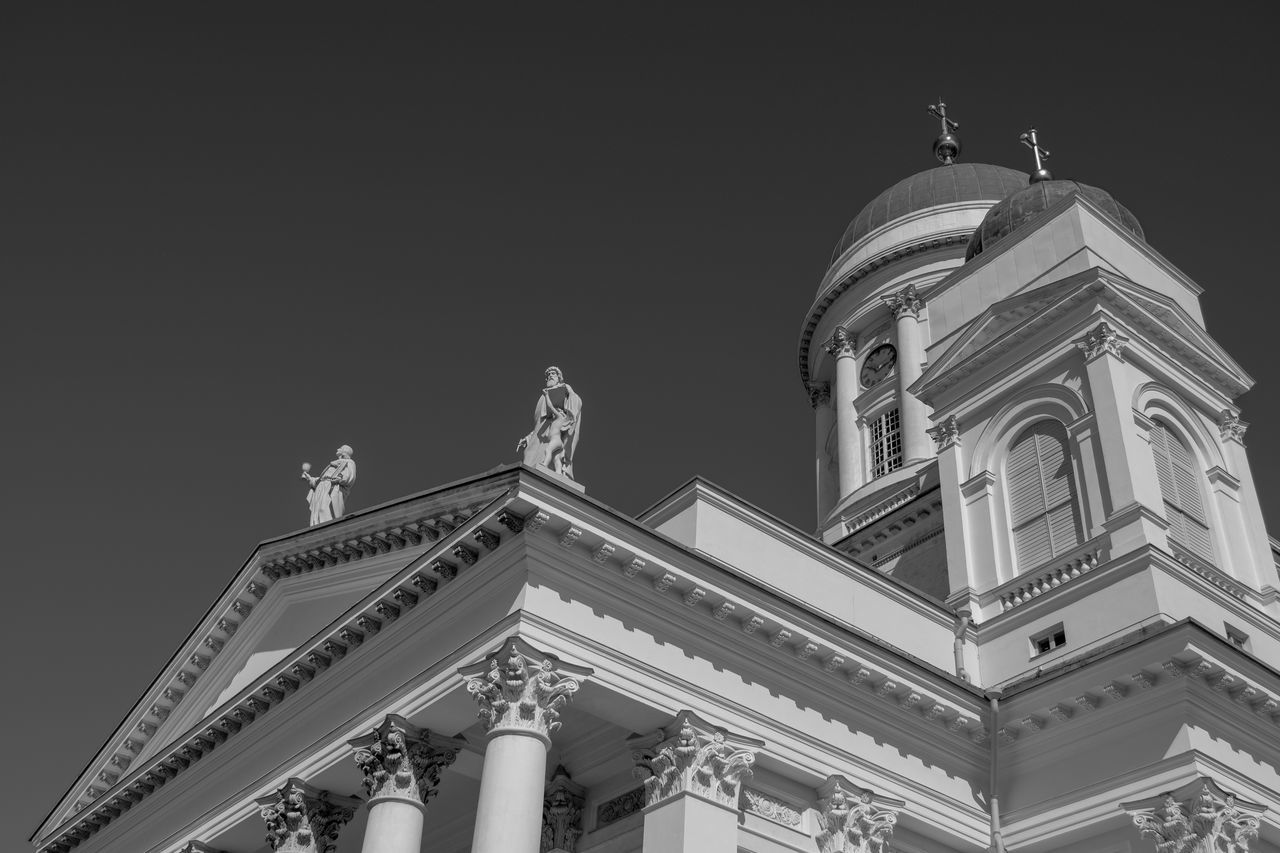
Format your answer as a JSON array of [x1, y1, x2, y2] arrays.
[[1123, 778, 1262, 853], [813, 775, 903, 853], [255, 778, 361, 853], [348, 714, 465, 805], [541, 765, 587, 853], [629, 710, 763, 808], [459, 637, 594, 738]]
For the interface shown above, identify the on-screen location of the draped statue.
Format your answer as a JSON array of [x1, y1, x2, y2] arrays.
[[300, 445, 357, 526], [517, 367, 582, 480]]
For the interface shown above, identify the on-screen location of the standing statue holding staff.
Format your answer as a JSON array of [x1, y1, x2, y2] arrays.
[[300, 444, 357, 526], [517, 366, 582, 479]]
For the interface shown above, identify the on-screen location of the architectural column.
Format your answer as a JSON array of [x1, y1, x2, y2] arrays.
[[1123, 778, 1261, 853], [813, 775, 903, 853], [628, 710, 762, 853], [884, 285, 931, 464], [1218, 411, 1273, 589], [460, 637, 593, 853], [826, 327, 860, 499], [810, 382, 837, 519], [256, 778, 362, 853], [349, 714, 465, 853], [930, 416, 977, 606], [1075, 321, 1168, 553]]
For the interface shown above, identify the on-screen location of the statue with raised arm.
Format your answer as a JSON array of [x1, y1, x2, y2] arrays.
[[517, 366, 583, 479], [300, 445, 357, 526]]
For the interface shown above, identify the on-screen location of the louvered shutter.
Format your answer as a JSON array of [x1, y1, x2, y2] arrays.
[[1151, 420, 1212, 559], [1008, 422, 1083, 571]]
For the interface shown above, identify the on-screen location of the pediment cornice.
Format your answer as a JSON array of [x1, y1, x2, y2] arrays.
[[913, 270, 1252, 406]]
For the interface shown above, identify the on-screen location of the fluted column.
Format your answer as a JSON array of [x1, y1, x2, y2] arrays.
[[884, 285, 931, 464], [629, 710, 762, 853], [1123, 778, 1261, 853], [349, 714, 465, 853], [813, 775, 903, 853], [826, 327, 860, 499], [461, 637, 593, 853], [256, 778, 361, 853]]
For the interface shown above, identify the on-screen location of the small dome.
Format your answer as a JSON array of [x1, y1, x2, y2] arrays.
[[831, 163, 1028, 264], [966, 180, 1144, 260]]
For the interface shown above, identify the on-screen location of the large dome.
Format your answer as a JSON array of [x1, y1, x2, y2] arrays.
[[830, 163, 1028, 264], [966, 180, 1144, 260]]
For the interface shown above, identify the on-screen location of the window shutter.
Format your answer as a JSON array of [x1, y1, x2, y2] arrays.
[[1149, 420, 1212, 560], [1008, 422, 1083, 571]]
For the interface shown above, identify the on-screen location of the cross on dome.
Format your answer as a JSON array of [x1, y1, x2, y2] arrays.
[[1020, 127, 1053, 182], [928, 98, 961, 164]]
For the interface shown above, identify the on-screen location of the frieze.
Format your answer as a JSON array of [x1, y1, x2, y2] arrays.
[[595, 786, 645, 826], [742, 787, 804, 828]]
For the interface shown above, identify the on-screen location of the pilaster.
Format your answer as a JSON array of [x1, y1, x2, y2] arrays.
[[541, 765, 587, 853]]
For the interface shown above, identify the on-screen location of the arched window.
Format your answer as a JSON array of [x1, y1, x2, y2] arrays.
[[1007, 421, 1084, 570], [1148, 419, 1212, 559]]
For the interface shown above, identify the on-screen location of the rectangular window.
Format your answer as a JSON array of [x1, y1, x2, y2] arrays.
[[870, 408, 903, 479], [1030, 623, 1067, 657]]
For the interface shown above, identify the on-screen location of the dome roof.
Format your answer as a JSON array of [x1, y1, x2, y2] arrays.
[[965, 180, 1144, 260], [830, 163, 1028, 264]]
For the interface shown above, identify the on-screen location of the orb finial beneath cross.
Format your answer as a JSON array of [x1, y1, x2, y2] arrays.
[[928, 99, 961, 165], [1020, 127, 1053, 183]]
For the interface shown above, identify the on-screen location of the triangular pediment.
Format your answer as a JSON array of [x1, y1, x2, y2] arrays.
[[914, 269, 1252, 403], [38, 468, 519, 838]]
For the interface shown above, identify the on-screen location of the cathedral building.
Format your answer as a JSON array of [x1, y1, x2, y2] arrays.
[[32, 119, 1280, 853]]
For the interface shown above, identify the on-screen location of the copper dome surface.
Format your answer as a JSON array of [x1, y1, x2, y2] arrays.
[[830, 163, 1028, 265], [965, 180, 1144, 261]]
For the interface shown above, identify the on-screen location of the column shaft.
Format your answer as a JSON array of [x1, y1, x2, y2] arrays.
[[471, 732, 549, 853], [895, 310, 931, 464], [361, 800, 424, 853], [834, 349, 860, 498]]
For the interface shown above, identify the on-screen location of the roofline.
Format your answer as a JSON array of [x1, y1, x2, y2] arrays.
[[32, 464, 527, 841]]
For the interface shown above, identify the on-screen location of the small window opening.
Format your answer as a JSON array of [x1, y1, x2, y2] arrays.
[[1031, 623, 1067, 657], [1226, 624, 1250, 651]]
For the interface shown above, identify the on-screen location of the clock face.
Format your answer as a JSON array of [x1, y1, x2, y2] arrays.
[[860, 344, 897, 388]]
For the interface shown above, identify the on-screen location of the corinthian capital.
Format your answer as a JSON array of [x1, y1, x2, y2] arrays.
[[459, 637, 593, 741], [883, 285, 923, 320], [255, 778, 361, 853], [348, 714, 465, 806], [629, 710, 763, 808], [825, 326, 856, 358], [1219, 410, 1248, 444], [541, 765, 587, 853], [1123, 778, 1261, 853], [927, 415, 960, 451], [1076, 320, 1128, 362], [814, 775, 903, 853]]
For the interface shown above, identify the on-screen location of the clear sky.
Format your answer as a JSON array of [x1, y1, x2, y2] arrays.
[[5, 5, 1277, 847]]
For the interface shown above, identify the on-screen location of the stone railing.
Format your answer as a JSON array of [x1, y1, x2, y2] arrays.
[[993, 538, 1107, 613]]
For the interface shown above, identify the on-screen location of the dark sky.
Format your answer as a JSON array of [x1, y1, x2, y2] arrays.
[[5, 5, 1278, 846]]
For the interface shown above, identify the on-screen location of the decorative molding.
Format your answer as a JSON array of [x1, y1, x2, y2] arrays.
[[623, 558, 646, 578], [559, 527, 584, 549], [743, 616, 766, 634], [1218, 410, 1248, 444], [713, 602, 735, 620], [1124, 778, 1261, 853], [741, 787, 803, 827], [629, 710, 762, 808], [883, 284, 924, 321], [808, 382, 832, 409], [459, 637, 593, 739], [654, 573, 676, 593], [526, 511, 552, 532], [814, 775, 902, 853], [541, 765, 586, 853], [180, 843, 228, 853], [683, 588, 706, 607], [1076, 320, 1128, 362], [255, 778, 360, 853], [349, 714, 464, 805], [926, 415, 960, 451], [825, 326, 856, 359], [595, 786, 645, 826], [592, 543, 616, 565], [497, 510, 526, 533]]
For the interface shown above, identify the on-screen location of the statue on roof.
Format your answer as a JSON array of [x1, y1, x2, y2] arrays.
[[517, 366, 583, 480], [301, 445, 357, 526]]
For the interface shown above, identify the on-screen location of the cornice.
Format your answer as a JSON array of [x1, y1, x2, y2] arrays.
[[517, 501, 989, 754], [35, 489, 520, 853], [797, 234, 970, 388]]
